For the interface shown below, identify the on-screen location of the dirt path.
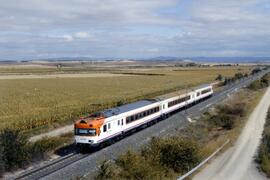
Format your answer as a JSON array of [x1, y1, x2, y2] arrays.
[[194, 87, 270, 180], [0, 73, 131, 80], [29, 125, 73, 142]]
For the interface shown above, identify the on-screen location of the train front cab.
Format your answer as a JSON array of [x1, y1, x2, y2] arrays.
[[74, 116, 105, 150]]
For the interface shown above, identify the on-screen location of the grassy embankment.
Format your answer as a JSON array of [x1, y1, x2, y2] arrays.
[[92, 73, 269, 180], [0, 67, 250, 135]]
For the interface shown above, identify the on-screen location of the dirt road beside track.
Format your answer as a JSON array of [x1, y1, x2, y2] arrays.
[[194, 87, 270, 180]]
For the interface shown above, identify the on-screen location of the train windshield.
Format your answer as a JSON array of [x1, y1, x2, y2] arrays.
[[75, 128, 96, 136]]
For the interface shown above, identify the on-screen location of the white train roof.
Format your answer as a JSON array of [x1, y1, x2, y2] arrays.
[[99, 84, 212, 118], [156, 84, 212, 100], [193, 84, 211, 90], [102, 99, 158, 117]]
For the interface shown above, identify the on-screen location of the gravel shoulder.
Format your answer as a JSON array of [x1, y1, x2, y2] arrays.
[[194, 87, 270, 180]]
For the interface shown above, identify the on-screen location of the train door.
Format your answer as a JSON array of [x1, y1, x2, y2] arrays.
[[117, 118, 124, 131], [161, 102, 167, 115], [191, 92, 195, 100]]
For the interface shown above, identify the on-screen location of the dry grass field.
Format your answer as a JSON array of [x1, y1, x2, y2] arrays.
[[0, 66, 251, 134]]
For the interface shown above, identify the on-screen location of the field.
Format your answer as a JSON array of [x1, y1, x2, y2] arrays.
[[0, 65, 251, 135]]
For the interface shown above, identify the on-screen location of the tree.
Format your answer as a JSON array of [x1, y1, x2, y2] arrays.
[[0, 128, 29, 170], [234, 72, 244, 80], [251, 68, 261, 75], [261, 75, 269, 87], [216, 74, 223, 81], [0, 145, 4, 177]]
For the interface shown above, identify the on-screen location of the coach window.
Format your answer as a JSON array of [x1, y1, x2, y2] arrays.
[[121, 119, 123, 125], [108, 123, 111, 129], [103, 124, 107, 132], [118, 120, 120, 125], [143, 111, 146, 116]]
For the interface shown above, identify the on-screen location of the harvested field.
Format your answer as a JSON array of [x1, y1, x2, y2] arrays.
[[0, 73, 132, 80]]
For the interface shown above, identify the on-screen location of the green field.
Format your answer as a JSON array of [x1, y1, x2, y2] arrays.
[[0, 67, 251, 134]]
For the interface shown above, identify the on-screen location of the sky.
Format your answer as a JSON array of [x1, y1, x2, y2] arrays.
[[0, 0, 270, 60]]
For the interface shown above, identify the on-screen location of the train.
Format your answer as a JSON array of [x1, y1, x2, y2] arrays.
[[74, 84, 213, 148]]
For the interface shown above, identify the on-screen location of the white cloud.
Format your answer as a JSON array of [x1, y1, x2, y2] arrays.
[[62, 35, 73, 42], [75, 32, 89, 38]]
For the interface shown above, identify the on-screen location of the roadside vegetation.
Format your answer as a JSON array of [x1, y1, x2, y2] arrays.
[[93, 75, 269, 180], [247, 73, 269, 90], [257, 108, 270, 177], [0, 67, 250, 135], [96, 137, 200, 180], [0, 129, 72, 177]]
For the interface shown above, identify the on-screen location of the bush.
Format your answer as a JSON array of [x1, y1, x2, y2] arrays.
[[115, 150, 157, 179], [0, 128, 29, 170], [209, 114, 236, 130], [96, 150, 167, 180], [28, 137, 63, 161], [217, 103, 246, 117], [207, 102, 246, 130], [142, 137, 200, 174], [248, 75, 269, 90], [248, 80, 263, 90], [96, 137, 200, 179], [96, 160, 121, 180], [158, 137, 200, 173]]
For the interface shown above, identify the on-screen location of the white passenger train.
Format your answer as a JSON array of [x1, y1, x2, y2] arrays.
[[74, 84, 213, 148]]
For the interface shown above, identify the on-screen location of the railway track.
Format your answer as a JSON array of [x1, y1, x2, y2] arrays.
[[14, 153, 89, 180]]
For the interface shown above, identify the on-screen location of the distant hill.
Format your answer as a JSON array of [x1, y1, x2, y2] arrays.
[[1, 56, 270, 64], [148, 56, 184, 61], [146, 56, 270, 63], [187, 57, 270, 63]]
